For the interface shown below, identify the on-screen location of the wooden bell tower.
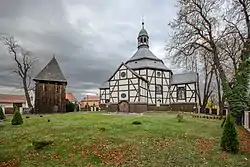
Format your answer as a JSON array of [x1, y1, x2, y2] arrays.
[[33, 56, 67, 114]]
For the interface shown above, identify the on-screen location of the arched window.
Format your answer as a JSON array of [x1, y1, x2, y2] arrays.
[[177, 87, 186, 100], [140, 38, 143, 43], [144, 38, 147, 43], [156, 85, 162, 94]]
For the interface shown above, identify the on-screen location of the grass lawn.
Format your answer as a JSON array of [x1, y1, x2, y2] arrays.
[[0, 112, 250, 167]]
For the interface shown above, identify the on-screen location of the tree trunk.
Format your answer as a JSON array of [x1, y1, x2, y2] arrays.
[[23, 79, 33, 110]]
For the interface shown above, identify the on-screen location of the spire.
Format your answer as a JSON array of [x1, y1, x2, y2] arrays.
[[137, 18, 149, 49], [142, 16, 144, 29]]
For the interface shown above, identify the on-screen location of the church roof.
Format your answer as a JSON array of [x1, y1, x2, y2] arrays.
[[33, 56, 67, 83], [125, 21, 171, 71], [126, 47, 171, 71], [100, 81, 109, 89], [127, 47, 161, 62], [170, 72, 198, 85]]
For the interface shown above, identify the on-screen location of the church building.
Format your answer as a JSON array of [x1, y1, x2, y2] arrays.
[[100, 22, 199, 113]]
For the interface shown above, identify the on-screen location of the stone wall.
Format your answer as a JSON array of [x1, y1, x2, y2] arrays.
[[107, 103, 147, 113], [129, 103, 147, 113], [147, 104, 170, 111], [169, 103, 197, 112]]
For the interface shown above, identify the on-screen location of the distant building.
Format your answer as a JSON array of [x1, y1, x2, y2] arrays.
[[33, 56, 67, 113], [66, 92, 77, 103], [0, 94, 26, 114], [80, 95, 99, 109]]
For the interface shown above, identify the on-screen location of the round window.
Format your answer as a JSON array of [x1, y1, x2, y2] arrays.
[[121, 93, 126, 98], [157, 72, 161, 77], [121, 72, 126, 78]]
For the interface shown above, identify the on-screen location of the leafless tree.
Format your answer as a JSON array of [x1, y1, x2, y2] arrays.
[[1, 36, 35, 110], [167, 0, 230, 96]]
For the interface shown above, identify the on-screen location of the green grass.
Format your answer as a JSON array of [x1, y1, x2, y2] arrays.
[[0, 112, 249, 167]]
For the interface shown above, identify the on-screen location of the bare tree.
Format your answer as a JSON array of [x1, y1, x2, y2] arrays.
[[1, 36, 35, 110], [167, 0, 250, 123]]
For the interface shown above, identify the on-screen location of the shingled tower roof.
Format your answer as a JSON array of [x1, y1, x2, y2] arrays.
[[33, 56, 67, 83]]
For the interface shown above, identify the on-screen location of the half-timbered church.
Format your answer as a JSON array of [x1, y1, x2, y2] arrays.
[[100, 21, 199, 113]]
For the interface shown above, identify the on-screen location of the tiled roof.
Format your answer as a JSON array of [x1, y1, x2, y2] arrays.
[[100, 81, 109, 89], [81, 95, 99, 101], [0, 94, 26, 103], [66, 93, 77, 102], [33, 56, 67, 83]]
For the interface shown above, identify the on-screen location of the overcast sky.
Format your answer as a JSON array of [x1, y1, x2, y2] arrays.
[[0, 0, 180, 100]]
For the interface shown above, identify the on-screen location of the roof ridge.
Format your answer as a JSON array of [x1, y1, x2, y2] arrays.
[[34, 57, 67, 83]]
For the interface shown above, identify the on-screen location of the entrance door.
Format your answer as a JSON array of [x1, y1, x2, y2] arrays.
[[119, 101, 129, 113]]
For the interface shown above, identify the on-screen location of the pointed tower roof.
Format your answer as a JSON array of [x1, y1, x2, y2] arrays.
[[125, 20, 171, 71], [33, 56, 67, 83]]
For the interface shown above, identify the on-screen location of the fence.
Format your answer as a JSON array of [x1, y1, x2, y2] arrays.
[[244, 111, 250, 132]]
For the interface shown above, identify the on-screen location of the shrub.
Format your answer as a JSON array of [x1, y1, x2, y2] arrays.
[[132, 121, 142, 125], [11, 108, 23, 125], [32, 140, 53, 150], [177, 112, 184, 122], [66, 100, 75, 112], [221, 117, 226, 128], [0, 107, 6, 120], [99, 127, 106, 131], [220, 114, 239, 153]]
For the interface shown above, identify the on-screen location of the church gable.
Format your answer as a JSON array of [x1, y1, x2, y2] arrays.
[[108, 63, 148, 103]]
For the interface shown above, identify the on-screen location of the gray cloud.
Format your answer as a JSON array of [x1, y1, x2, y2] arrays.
[[0, 0, 177, 100]]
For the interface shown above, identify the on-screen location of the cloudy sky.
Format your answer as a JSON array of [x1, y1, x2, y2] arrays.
[[0, 0, 179, 100]]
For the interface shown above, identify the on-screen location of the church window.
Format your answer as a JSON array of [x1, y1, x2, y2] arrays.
[[121, 71, 126, 78], [121, 93, 126, 98], [140, 38, 143, 43], [156, 85, 162, 94], [177, 87, 186, 100], [144, 38, 147, 43]]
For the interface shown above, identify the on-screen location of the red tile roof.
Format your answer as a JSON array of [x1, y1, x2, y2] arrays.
[[0, 94, 26, 103], [81, 95, 99, 101], [66, 92, 77, 102]]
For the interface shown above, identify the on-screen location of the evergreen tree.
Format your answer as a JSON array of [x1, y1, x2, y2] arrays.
[[11, 108, 23, 125], [0, 106, 6, 120], [220, 114, 239, 153]]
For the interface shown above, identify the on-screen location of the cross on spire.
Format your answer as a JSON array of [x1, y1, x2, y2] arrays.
[[142, 16, 144, 29]]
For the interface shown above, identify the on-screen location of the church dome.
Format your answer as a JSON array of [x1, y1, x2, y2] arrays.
[[138, 28, 148, 37], [125, 21, 171, 72]]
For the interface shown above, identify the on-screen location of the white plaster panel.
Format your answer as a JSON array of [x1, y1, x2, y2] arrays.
[[187, 83, 195, 89], [127, 70, 133, 78], [119, 85, 128, 91], [111, 91, 118, 97], [130, 90, 137, 96], [140, 69, 146, 75], [120, 65, 126, 70], [119, 80, 128, 85], [156, 78, 161, 84]]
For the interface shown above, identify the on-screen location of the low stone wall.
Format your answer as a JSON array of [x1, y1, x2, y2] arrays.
[[129, 103, 147, 113], [169, 103, 197, 112], [147, 104, 170, 111], [107, 103, 147, 113]]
